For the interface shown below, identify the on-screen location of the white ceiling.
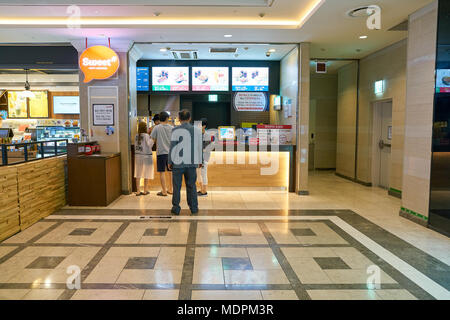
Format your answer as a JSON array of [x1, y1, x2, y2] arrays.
[[0, 0, 435, 59], [135, 43, 297, 61]]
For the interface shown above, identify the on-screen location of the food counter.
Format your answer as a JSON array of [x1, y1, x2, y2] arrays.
[[133, 144, 295, 192]]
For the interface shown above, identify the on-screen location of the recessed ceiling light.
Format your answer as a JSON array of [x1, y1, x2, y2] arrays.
[[224, 34, 233, 38], [347, 7, 372, 18], [359, 35, 368, 39]]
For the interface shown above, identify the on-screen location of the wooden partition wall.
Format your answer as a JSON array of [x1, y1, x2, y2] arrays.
[[0, 156, 66, 242]]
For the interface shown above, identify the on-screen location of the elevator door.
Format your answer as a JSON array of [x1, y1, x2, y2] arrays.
[[378, 102, 392, 189]]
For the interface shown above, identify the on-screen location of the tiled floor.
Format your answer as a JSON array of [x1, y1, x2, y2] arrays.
[[63, 171, 450, 266], [0, 172, 449, 300]]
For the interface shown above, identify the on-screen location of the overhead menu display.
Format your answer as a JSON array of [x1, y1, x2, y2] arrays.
[[137, 67, 150, 91], [152, 67, 189, 91], [192, 67, 229, 91], [232, 67, 269, 92], [436, 69, 450, 93]]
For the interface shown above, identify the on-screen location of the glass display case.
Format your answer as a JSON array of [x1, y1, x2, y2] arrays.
[[37, 126, 80, 144]]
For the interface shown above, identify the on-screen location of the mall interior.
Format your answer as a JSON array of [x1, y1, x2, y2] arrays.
[[0, 0, 449, 301]]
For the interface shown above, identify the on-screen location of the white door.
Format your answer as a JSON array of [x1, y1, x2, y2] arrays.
[[378, 102, 392, 189]]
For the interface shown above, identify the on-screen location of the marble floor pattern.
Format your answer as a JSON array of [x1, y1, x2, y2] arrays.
[[63, 171, 450, 267], [0, 211, 449, 300]]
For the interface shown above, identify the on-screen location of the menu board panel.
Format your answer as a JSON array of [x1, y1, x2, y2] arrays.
[[152, 67, 189, 91], [436, 69, 450, 93], [29, 91, 49, 118], [7, 91, 28, 118], [192, 67, 229, 91], [232, 67, 269, 92], [53, 96, 80, 114], [137, 67, 150, 91]]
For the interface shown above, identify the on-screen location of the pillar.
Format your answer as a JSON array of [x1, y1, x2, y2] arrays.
[[296, 43, 311, 195], [400, 1, 438, 226], [73, 40, 134, 195]]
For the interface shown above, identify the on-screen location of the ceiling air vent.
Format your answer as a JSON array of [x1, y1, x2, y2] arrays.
[[347, 6, 372, 18], [389, 20, 408, 31], [171, 50, 198, 60], [209, 47, 238, 54]]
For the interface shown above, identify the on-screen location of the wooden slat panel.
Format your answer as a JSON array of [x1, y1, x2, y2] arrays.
[[16, 157, 67, 231], [0, 166, 19, 242]]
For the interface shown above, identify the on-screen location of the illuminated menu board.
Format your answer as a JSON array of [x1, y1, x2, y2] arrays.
[[192, 67, 229, 91], [137, 67, 150, 91], [29, 91, 49, 118], [232, 67, 269, 92], [152, 67, 189, 91], [436, 69, 450, 93]]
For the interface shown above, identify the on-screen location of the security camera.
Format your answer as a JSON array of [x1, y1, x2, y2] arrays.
[[266, 52, 271, 57]]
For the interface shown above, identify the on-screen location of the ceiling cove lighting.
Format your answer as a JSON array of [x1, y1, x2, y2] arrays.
[[0, 0, 325, 28]]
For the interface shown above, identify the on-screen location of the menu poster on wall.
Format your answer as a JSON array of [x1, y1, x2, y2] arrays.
[[152, 67, 189, 91], [257, 125, 293, 145], [29, 91, 49, 118], [93, 104, 114, 126], [232, 67, 269, 92], [233, 92, 269, 112], [137, 67, 150, 91], [7, 91, 28, 118], [436, 69, 450, 93], [192, 67, 229, 91]]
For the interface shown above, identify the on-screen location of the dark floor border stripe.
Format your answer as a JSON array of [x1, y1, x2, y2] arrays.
[[178, 221, 196, 300], [323, 220, 435, 300], [258, 222, 310, 300], [57, 221, 130, 300]]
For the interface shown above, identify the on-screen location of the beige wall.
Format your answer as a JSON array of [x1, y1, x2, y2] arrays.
[[357, 40, 407, 191], [271, 47, 299, 143], [402, 1, 438, 219], [310, 73, 338, 169], [336, 61, 358, 179]]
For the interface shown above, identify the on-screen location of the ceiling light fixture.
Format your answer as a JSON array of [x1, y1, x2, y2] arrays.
[[268, 49, 276, 53], [224, 34, 233, 38], [347, 6, 372, 18], [20, 69, 35, 99], [160, 48, 168, 52], [359, 35, 368, 39]]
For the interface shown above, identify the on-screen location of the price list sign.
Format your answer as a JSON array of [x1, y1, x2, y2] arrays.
[[93, 104, 115, 126]]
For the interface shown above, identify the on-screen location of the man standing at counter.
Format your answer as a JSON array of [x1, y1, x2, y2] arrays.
[[168, 109, 203, 215], [151, 111, 173, 197]]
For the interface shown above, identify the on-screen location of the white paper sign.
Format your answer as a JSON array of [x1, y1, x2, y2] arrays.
[[93, 104, 114, 126], [233, 92, 268, 112]]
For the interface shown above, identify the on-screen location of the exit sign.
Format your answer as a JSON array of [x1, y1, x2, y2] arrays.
[[208, 94, 218, 102]]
